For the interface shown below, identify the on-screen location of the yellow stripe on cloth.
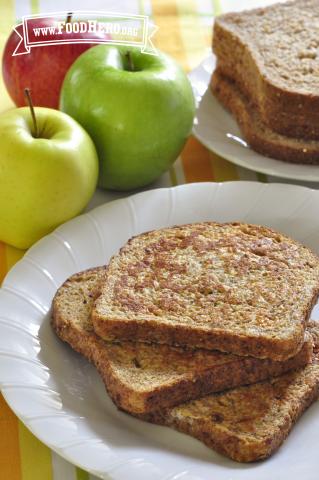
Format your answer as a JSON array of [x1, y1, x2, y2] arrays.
[[0, 242, 7, 285], [176, 0, 211, 71], [18, 422, 52, 480], [150, 0, 189, 69], [0, 395, 22, 480], [212, 0, 222, 16], [30, 0, 40, 14], [76, 467, 90, 480], [5, 244, 25, 271], [257, 172, 268, 183], [209, 151, 239, 181]]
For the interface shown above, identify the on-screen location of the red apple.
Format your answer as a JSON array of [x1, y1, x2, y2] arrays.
[[2, 16, 108, 108]]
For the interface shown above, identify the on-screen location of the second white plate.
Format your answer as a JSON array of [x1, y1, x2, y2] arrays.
[[189, 55, 319, 182]]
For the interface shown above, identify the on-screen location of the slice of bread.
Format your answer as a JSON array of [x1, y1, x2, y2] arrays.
[[211, 69, 319, 164], [92, 223, 319, 360], [140, 332, 319, 462], [52, 267, 313, 414], [213, 0, 319, 140]]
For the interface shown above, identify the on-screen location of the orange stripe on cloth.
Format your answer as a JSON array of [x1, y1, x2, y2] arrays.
[[150, 0, 189, 69], [0, 395, 22, 480], [181, 136, 214, 182]]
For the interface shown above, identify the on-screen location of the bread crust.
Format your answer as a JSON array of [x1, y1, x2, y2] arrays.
[[139, 340, 319, 462], [92, 222, 319, 360], [213, 1, 319, 140], [211, 70, 319, 164], [52, 267, 313, 414], [92, 313, 307, 361]]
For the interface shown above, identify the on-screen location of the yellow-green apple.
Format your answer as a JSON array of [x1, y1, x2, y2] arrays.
[[2, 16, 108, 108], [60, 45, 195, 190], [0, 97, 98, 249]]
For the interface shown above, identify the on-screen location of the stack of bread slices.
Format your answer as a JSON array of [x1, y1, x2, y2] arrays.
[[211, 0, 319, 164], [52, 222, 319, 462]]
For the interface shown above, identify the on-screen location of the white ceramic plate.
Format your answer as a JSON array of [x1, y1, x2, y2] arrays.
[[1, 181, 319, 479], [189, 55, 319, 182]]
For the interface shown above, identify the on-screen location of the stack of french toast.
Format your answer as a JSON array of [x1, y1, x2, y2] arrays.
[[52, 222, 319, 462], [211, 0, 319, 164]]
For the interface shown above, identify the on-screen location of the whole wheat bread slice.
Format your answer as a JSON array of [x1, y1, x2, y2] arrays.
[[92, 222, 319, 361], [140, 331, 319, 462], [52, 267, 313, 414], [211, 69, 319, 164], [213, 0, 319, 140]]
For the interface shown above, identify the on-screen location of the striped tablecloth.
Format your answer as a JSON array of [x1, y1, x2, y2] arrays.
[[0, 0, 317, 478]]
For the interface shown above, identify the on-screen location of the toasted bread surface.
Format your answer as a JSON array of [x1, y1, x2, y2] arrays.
[[92, 223, 319, 360], [213, 0, 319, 140], [141, 323, 319, 462], [52, 267, 313, 414], [211, 70, 319, 164]]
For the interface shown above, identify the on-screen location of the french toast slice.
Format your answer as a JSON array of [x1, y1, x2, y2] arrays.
[[211, 69, 319, 164], [52, 267, 313, 414], [92, 223, 319, 360], [213, 0, 319, 140], [140, 329, 319, 462]]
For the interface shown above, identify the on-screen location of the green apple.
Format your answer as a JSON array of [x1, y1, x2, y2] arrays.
[[0, 107, 98, 249], [60, 45, 195, 190]]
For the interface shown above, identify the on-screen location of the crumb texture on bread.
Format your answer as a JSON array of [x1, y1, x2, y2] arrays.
[[52, 267, 314, 414], [213, 0, 319, 139], [92, 222, 319, 360], [143, 325, 319, 462], [215, 0, 319, 94]]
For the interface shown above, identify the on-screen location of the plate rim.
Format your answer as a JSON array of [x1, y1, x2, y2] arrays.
[[1, 180, 319, 479]]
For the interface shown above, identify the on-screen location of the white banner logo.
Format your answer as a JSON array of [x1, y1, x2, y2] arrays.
[[12, 11, 158, 56]]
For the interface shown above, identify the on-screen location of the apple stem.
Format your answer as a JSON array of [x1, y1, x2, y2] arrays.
[[125, 51, 135, 72], [24, 88, 39, 139], [66, 12, 73, 23]]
